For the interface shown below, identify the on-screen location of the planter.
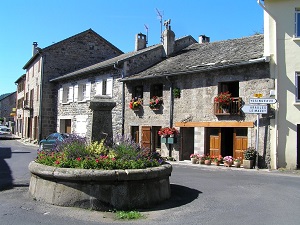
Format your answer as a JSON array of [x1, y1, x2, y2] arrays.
[[214, 161, 220, 166], [199, 159, 205, 164], [234, 161, 241, 168], [204, 160, 211, 165], [28, 161, 172, 211], [167, 137, 176, 144], [243, 159, 254, 169], [191, 158, 197, 164], [161, 137, 167, 143], [224, 161, 233, 167]]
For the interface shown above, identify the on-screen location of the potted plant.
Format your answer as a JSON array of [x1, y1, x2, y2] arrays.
[[214, 91, 233, 112], [234, 157, 242, 168], [173, 87, 181, 98], [204, 155, 212, 165], [149, 96, 163, 110], [213, 155, 223, 166], [198, 154, 205, 164], [129, 97, 143, 111], [223, 156, 233, 167], [190, 154, 199, 164], [243, 147, 256, 169]]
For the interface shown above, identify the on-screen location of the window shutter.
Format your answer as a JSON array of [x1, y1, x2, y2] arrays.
[[59, 88, 63, 104], [74, 84, 78, 102], [68, 86, 74, 102], [86, 82, 91, 100], [96, 79, 103, 96], [106, 77, 113, 97]]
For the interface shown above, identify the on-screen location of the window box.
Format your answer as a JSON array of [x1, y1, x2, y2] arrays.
[[214, 97, 242, 115]]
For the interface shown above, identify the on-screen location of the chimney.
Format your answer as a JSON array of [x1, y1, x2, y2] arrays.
[[199, 35, 210, 44], [163, 19, 175, 57], [32, 42, 38, 55], [135, 33, 147, 51]]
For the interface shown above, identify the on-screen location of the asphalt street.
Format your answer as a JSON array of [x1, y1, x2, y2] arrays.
[[1, 139, 300, 225]]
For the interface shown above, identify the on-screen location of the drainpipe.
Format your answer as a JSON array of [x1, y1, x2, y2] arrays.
[[257, 0, 278, 169], [38, 54, 44, 142], [166, 76, 174, 157], [114, 61, 125, 136]]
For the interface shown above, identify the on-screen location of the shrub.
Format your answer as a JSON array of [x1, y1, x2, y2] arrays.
[[244, 147, 256, 160]]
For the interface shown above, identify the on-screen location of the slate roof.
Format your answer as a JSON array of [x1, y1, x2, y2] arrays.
[[121, 34, 265, 81], [50, 35, 195, 82], [23, 29, 123, 69]]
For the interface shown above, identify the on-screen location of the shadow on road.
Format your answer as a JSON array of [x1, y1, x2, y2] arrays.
[[144, 183, 202, 211], [0, 147, 13, 191]]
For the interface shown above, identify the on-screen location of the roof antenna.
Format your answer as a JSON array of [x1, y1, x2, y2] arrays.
[[144, 24, 149, 44], [156, 8, 163, 43]]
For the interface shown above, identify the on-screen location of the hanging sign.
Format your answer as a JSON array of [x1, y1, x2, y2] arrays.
[[241, 105, 268, 114]]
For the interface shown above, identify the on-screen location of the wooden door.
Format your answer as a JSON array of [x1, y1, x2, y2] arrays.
[[141, 126, 151, 149], [180, 127, 194, 160], [233, 128, 248, 160], [209, 128, 221, 157], [65, 119, 71, 133]]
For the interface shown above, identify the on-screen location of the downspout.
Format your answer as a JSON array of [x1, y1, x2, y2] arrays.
[[38, 54, 44, 142], [257, 0, 278, 169], [166, 76, 174, 157], [114, 61, 125, 136]]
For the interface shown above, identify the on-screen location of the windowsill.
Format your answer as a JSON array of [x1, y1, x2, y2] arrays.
[[77, 100, 89, 103], [294, 102, 300, 105], [62, 102, 71, 105], [293, 37, 300, 41]]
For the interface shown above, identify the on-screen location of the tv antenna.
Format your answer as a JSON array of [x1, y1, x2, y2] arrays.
[[144, 24, 149, 44], [156, 8, 163, 43]]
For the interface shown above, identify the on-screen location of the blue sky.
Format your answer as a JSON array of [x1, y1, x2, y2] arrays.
[[0, 0, 263, 95]]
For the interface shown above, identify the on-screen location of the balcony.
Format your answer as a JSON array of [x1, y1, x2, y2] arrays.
[[23, 100, 33, 110], [214, 97, 242, 116]]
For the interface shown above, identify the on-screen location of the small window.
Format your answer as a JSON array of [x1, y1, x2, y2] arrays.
[[75, 82, 90, 102], [96, 77, 113, 97], [133, 85, 143, 98], [296, 72, 300, 102], [218, 81, 239, 97], [150, 84, 163, 98], [296, 9, 300, 37]]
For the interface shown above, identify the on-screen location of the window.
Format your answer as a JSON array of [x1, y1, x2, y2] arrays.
[[74, 82, 91, 102], [150, 84, 163, 98], [296, 9, 300, 37], [96, 77, 113, 97], [296, 72, 300, 102], [59, 85, 73, 104], [218, 81, 239, 97], [133, 85, 143, 98]]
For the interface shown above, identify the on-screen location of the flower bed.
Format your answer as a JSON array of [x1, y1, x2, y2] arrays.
[[29, 135, 172, 210]]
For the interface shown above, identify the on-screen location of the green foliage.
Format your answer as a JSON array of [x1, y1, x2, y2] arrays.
[[244, 147, 257, 160], [173, 87, 181, 98], [115, 211, 144, 220], [87, 139, 108, 156]]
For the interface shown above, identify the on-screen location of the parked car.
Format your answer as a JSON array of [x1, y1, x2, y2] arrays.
[[39, 133, 70, 151], [0, 127, 12, 139]]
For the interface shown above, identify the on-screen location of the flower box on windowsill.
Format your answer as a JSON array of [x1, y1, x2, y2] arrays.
[[161, 137, 167, 143]]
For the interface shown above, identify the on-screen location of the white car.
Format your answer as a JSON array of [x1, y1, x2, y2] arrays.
[[0, 127, 12, 139]]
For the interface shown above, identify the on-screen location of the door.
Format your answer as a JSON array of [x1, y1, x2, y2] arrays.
[[180, 127, 194, 160], [141, 126, 151, 150], [65, 119, 71, 133], [233, 128, 248, 160], [297, 125, 300, 169], [209, 128, 221, 157]]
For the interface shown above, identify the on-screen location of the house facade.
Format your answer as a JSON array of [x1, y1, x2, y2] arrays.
[[260, 0, 300, 169], [50, 27, 196, 142], [0, 92, 16, 127], [16, 29, 123, 142], [122, 34, 274, 168]]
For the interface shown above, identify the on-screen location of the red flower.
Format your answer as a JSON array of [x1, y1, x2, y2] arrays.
[[55, 160, 60, 165], [76, 157, 81, 161]]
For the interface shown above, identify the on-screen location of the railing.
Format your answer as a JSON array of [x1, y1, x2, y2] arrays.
[[214, 97, 242, 115]]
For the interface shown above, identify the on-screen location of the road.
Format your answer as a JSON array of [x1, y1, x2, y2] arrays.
[[1, 139, 300, 225]]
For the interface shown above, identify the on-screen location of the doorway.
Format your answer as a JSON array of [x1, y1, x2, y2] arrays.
[[141, 126, 161, 152], [180, 127, 194, 160]]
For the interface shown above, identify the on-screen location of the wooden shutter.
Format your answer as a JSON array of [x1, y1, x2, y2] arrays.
[[59, 88, 63, 104], [96, 79, 103, 96], [141, 126, 151, 149], [106, 77, 113, 97], [68, 86, 74, 103]]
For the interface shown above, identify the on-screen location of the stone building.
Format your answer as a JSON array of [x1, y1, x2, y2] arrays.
[[121, 34, 274, 168], [0, 92, 16, 126], [50, 26, 196, 142], [16, 29, 123, 142]]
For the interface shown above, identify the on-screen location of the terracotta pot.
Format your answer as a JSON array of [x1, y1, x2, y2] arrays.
[[204, 160, 211, 165], [214, 161, 220, 166], [224, 161, 233, 167]]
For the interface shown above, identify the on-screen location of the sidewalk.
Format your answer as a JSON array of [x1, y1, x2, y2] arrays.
[[168, 160, 300, 176]]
